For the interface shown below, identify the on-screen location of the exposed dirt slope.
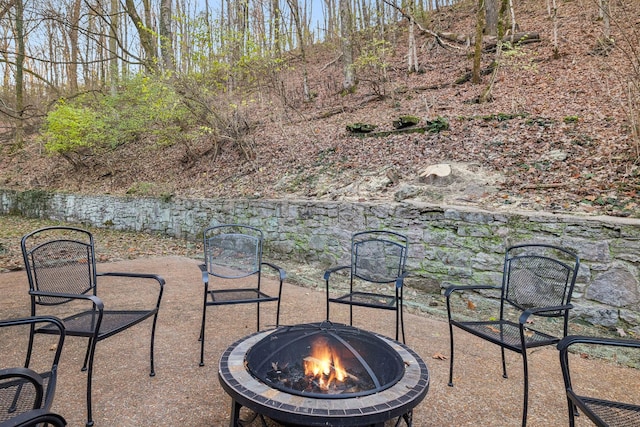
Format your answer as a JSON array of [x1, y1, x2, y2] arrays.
[[1, 0, 638, 218]]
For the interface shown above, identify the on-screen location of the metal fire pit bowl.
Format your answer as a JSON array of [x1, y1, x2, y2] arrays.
[[218, 323, 429, 427]]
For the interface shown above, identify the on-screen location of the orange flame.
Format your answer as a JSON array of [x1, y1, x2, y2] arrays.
[[303, 337, 348, 389]]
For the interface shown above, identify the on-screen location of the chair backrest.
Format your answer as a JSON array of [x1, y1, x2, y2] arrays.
[[203, 224, 263, 279], [351, 230, 408, 284], [21, 227, 96, 305], [502, 244, 580, 315], [0, 317, 65, 422]]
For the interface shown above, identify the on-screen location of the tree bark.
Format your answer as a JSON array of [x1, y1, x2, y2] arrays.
[[286, 0, 310, 100], [68, 0, 81, 92], [340, 0, 355, 92], [14, 0, 24, 148], [123, 0, 158, 72], [160, 0, 175, 72], [485, 0, 499, 36], [109, 0, 119, 94], [472, 0, 484, 84]]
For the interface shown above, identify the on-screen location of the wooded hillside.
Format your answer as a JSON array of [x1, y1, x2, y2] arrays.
[[0, 0, 638, 218]]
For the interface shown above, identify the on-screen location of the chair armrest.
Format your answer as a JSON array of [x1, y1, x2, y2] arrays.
[[198, 263, 208, 284], [444, 284, 500, 298], [558, 335, 640, 352], [97, 272, 164, 309], [0, 367, 44, 388], [29, 291, 104, 310], [261, 262, 286, 281], [1, 408, 67, 427], [395, 271, 410, 289], [98, 271, 165, 287], [519, 304, 573, 324], [324, 265, 350, 281]]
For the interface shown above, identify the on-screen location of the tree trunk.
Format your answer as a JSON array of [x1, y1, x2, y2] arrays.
[[472, 0, 484, 84], [484, 0, 498, 36], [407, 0, 419, 72], [124, 0, 158, 72], [340, 0, 355, 92], [272, 0, 282, 57], [160, 0, 175, 72], [109, 0, 118, 95], [287, 0, 310, 101], [68, 0, 81, 92], [14, 0, 24, 148]]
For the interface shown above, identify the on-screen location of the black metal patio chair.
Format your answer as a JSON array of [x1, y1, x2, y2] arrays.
[[198, 224, 285, 366], [445, 243, 580, 427], [558, 335, 640, 427], [21, 226, 165, 427], [0, 316, 66, 427], [325, 230, 409, 343]]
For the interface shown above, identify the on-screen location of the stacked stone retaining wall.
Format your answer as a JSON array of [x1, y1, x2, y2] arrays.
[[1, 189, 639, 332]]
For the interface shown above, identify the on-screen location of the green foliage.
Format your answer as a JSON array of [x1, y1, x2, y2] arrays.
[[563, 115, 580, 123], [353, 37, 391, 96], [42, 100, 106, 155], [41, 75, 197, 166]]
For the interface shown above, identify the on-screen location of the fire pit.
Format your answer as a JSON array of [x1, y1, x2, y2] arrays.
[[218, 322, 429, 426]]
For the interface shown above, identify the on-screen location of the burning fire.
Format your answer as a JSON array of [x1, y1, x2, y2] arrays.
[[303, 338, 348, 390]]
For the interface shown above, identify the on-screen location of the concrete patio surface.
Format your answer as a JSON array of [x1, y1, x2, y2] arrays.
[[1, 256, 638, 426]]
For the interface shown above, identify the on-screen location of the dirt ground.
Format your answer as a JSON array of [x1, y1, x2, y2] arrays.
[[1, 256, 639, 426]]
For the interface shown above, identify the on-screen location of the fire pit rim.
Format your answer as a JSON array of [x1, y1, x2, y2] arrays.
[[218, 323, 430, 427]]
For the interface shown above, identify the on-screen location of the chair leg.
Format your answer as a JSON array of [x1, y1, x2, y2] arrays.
[[399, 300, 406, 344], [200, 288, 208, 366], [501, 347, 508, 379], [448, 324, 455, 387], [567, 399, 577, 427], [521, 352, 529, 427], [149, 312, 159, 377], [256, 301, 261, 332], [349, 303, 353, 326], [82, 338, 94, 372], [85, 339, 98, 427], [200, 308, 207, 366], [395, 303, 400, 342]]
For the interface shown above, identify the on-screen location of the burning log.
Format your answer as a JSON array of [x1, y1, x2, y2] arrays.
[[303, 356, 360, 382]]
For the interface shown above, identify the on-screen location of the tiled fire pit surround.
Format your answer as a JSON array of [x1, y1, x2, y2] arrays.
[[218, 324, 430, 427]]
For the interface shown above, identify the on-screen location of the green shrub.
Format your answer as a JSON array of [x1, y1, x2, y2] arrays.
[[42, 100, 106, 156], [41, 74, 197, 166]]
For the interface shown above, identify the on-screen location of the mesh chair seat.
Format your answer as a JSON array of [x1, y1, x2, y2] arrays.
[[208, 289, 278, 304], [453, 320, 560, 350], [38, 310, 157, 339], [330, 291, 397, 309], [0, 368, 44, 423], [575, 395, 640, 427]]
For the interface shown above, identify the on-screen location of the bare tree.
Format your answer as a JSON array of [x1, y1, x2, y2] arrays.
[[14, 0, 24, 147], [340, 0, 355, 91], [472, 0, 484, 84], [286, 0, 311, 100], [123, 0, 158, 71], [160, 0, 175, 72], [406, 0, 419, 73], [68, 0, 81, 92]]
